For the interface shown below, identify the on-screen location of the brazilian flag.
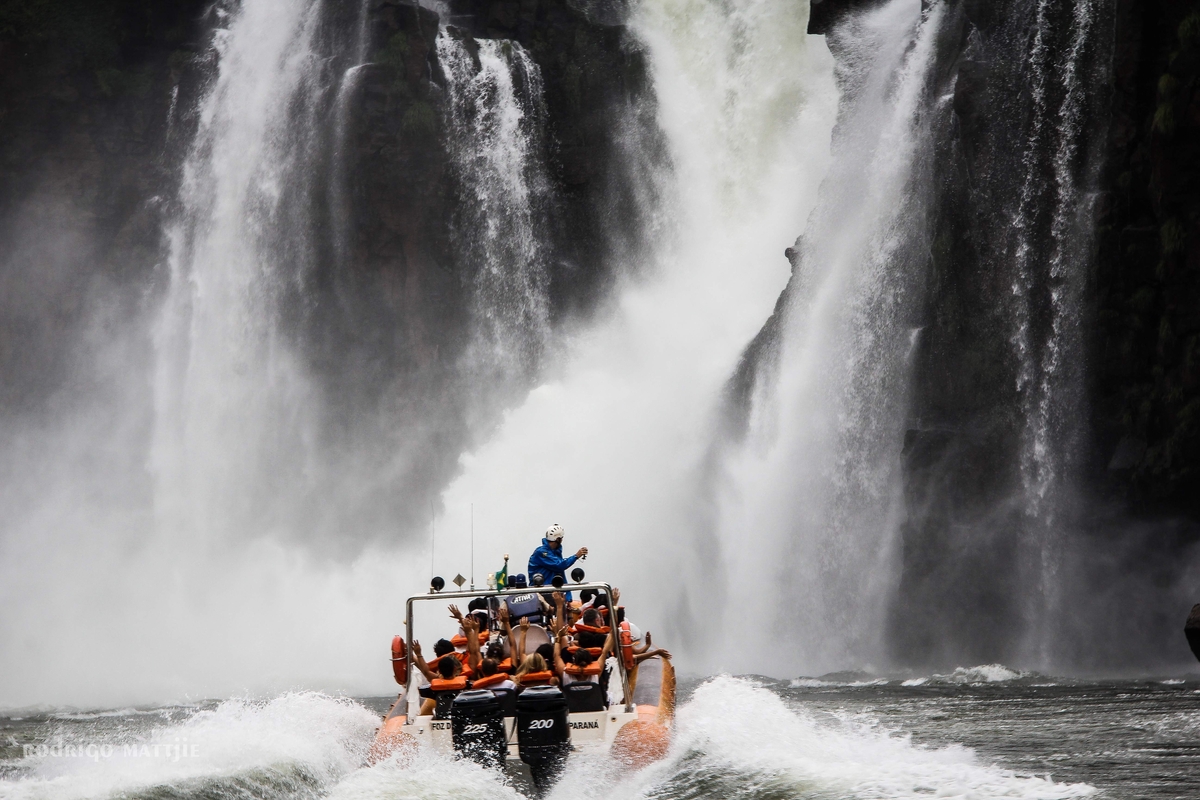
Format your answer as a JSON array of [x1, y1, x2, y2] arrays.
[[494, 558, 508, 590]]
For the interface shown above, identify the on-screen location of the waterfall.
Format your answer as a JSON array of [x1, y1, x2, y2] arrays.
[[1006, 0, 1108, 664], [437, 32, 552, 392], [433, 0, 838, 658], [713, 0, 947, 674], [152, 0, 330, 543]]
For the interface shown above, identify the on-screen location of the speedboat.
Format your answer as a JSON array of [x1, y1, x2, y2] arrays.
[[369, 578, 674, 790]]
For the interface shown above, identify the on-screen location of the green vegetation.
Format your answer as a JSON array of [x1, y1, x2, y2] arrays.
[[402, 100, 437, 139]]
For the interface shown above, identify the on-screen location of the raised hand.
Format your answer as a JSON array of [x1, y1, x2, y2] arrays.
[[552, 591, 565, 607], [519, 616, 529, 631], [612, 588, 621, 605], [645, 632, 652, 647], [462, 615, 478, 633], [412, 640, 423, 657], [448, 604, 463, 621], [575, 547, 588, 559], [497, 605, 510, 624]]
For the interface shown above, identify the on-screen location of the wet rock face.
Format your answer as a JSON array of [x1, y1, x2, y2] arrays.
[[807, 0, 883, 34], [0, 0, 210, 412], [1187, 604, 1200, 662], [1092, 0, 1200, 514], [442, 0, 653, 314], [801, 0, 1200, 668], [0, 0, 653, 546]]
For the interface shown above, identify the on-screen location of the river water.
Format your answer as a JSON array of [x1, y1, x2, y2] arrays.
[[3, 671, 1197, 800]]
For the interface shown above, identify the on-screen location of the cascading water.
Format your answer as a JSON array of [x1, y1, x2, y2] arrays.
[[6, 0, 1200, 796], [712, 0, 947, 674], [437, 32, 552, 392], [433, 0, 838, 652], [153, 0, 329, 544], [1005, 0, 1108, 665]]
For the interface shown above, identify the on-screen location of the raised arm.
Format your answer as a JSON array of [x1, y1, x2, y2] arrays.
[[517, 616, 529, 658], [412, 640, 436, 682], [600, 626, 616, 661], [552, 625, 569, 675], [463, 615, 483, 672], [552, 591, 566, 632], [498, 605, 514, 653]]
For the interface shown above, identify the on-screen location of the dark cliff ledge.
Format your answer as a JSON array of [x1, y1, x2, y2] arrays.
[[1092, 2, 1200, 515], [807, 0, 886, 34]]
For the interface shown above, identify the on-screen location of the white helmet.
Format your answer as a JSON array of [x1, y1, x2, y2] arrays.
[[545, 524, 565, 542]]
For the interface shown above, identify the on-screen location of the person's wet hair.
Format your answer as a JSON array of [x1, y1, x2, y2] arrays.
[[577, 630, 606, 648], [518, 653, 548, 675], [438, 656, 460, 679], [535, 643, 554, 662], [434, 638, 454, 657], [573, 648, 595, 667], [480, 657, 498, 677], [582, 608, 601, 626], [579, 589, 595, 605], [616, 607, 626, 624], [468, 597, 488, 612]]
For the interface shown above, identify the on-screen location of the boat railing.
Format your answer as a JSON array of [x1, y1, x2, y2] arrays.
[[404, 582, 633, 715]]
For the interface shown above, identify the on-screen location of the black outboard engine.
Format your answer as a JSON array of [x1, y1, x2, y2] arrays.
[[451, 690, 506, 769], [515, 686, 570, 790]]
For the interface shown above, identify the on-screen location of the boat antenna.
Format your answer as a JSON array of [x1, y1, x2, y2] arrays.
[[470, 503, 475, 591], [430, 498, 435, 580]]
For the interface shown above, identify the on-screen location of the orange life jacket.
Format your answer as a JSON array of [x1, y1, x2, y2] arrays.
[[471, 672, 511, 689], [563, 661, 603, 677], [429, 675, 468, 692], [574, 623, 610, 635], [495, 657, 514, 673], [619, 620, 635, 670], [429, 653, 473, 679], [517, 670, 554, 686], [450, 630, 490, 648], [567, 645, 603, 657]]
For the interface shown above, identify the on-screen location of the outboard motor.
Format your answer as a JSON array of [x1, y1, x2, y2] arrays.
[[451, 689, 506, 769], [515, 686, 570, 790], [505, 592, 544, 626]]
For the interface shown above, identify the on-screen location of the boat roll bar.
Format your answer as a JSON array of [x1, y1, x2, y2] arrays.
[[404, 582, 633, 714]]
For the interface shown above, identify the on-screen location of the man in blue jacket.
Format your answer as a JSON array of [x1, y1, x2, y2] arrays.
[[528, 524, 587, 588]]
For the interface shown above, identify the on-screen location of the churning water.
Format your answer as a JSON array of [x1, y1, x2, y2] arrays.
[[1, 4, 1189, 800], [4, 676, 1199, 800]]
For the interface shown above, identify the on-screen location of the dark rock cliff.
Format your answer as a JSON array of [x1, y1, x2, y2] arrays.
[[0, 0, 210, 411], [799, 0, 1200, 668], [1093, 1, 1200, 514], [0, 0, 652, 541]]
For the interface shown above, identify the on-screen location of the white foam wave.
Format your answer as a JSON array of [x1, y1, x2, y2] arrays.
[[790, 677, 889, 688], [1, 693, 378, 800], [902, 664, 1028, 686], [637, 676, 1094, 800], [332, 748, 523, 800]]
